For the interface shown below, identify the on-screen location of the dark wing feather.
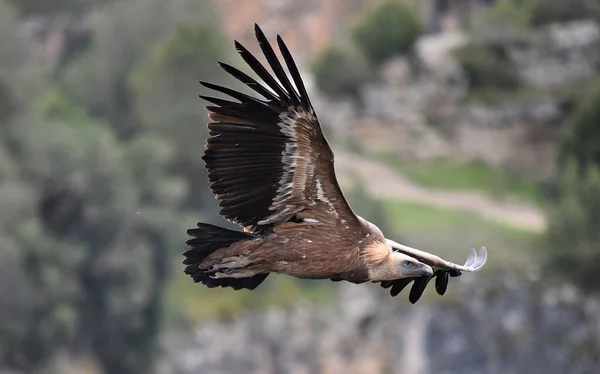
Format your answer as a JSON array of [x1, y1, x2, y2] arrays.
[[276, 35, 312, 109], [254, 26, 300, 105], [201, 23, 357, 234], [217, 62, 279, 102], [381, 269, 463, 303]]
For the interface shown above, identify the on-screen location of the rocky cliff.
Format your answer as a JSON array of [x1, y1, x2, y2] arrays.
[[158, 273, 600, 374], [311, 20, 600, 179]]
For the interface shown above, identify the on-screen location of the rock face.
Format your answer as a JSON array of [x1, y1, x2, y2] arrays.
[[158, 275, 600, 374], [311, 20, 600, 180], [213, 0, 374, 69], [511, 20, 600, 89]]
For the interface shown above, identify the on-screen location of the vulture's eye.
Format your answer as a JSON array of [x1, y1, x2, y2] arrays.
[[403, 260, 413, 267]]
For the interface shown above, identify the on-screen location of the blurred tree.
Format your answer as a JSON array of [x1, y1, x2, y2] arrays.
[[310, 44, 371, 98], [1, 1, 228, 371], [542, 164, 600, 293], [452, 44, 521, 94], [450, 0, 532, 101], [130, 23, 230, 211], [558, 80, 600, 176], [523, 0, 600, 27], [542, 79, 600, 293], [59, 0, 221, 138], [471, 0, 533, 37], [0, 78, 16, 125], [350, 0, 423, 66], [0, 88, 188, 374], [483, 0, 600, 30]]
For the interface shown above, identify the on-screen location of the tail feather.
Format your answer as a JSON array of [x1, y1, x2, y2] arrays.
[[183, 222, 269, 291]]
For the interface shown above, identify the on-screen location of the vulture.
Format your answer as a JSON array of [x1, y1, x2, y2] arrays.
[[183, 24, 487, 304]]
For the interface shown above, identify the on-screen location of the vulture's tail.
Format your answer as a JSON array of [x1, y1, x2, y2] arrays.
[[183, 222, 269, 290]]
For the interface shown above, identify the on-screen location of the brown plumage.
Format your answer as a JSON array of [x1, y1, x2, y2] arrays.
[[183, 24, 487, 303]]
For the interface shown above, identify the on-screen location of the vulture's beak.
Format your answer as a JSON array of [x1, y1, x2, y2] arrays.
[[415, 263, 434, 277]]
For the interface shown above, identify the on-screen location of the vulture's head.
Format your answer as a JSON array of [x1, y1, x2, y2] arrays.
[[389, 251, 433, 278], [365, 238, 434, 282]]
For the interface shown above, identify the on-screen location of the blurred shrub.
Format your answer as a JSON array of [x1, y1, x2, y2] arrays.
[[130, 23, 229, 208], [310, 44, 370, 98], [39, 89, 89, 123], [543, 79, 600, 293], [542, 164, 600, 293], [524, 0, 600, 27], [481, 0, 600, 30], [0, 97, 187, 373], [59, 0, 221, 137], [453, 45, 521, 94], [0, 79, 16, 125], [471, 0, 533, 40], [558, 80, 600, 174], [486, 0, 532, 27], [0, 0, 227, 372], [350, 0, 423, 65]]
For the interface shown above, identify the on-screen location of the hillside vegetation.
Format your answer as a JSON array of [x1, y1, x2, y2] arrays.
[[1, 0, 600, 373]]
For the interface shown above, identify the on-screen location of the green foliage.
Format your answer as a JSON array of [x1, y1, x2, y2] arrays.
[[350, 0, 422, 65], [146, 24, 225, 72], [310, 44, 371, 98], [374, 152, 542, 206], [481, 0, 532, 30], [478, 0, 600, 30], [558, 80, 600, 175], [542, 164, 600, 293], [38, 89, 89, 123], [469, 0, 535, 40], [0, 78, 16, 124], [0, 1, 226, 372], [130, 24, 228, 122], [168, 273, 335, 324], [59, 0, 221, 136], [345, 137, 544, 206], [453, 0, 535, 99], [542, 77, 600, 293], [130, 23, 229, 208], [0, 92, 187, 373], [453, 44, 521, 94], [524, 0, 600, 27]]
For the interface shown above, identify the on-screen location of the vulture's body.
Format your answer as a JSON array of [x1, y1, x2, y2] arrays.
[[184, 24, 487, 303]]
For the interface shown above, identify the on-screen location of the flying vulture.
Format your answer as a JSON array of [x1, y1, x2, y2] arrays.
[[183, 24, 487, 304]]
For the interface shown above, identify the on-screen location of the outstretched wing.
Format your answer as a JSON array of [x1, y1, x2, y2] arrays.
[[201, 24, 357, 234], [381, 242, 487, 303]]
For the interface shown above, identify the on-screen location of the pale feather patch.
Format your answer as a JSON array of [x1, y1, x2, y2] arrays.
[[258, 107, 316, 225], [315, 179, 329, 203], [361, 240, 392, 267], [315, 178, 338, 218]]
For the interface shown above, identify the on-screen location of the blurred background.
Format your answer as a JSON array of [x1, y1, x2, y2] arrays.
[[1, 0, 599, 373]]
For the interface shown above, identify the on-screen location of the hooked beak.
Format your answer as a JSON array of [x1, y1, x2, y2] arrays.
[[414, 263, 433, 277]]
